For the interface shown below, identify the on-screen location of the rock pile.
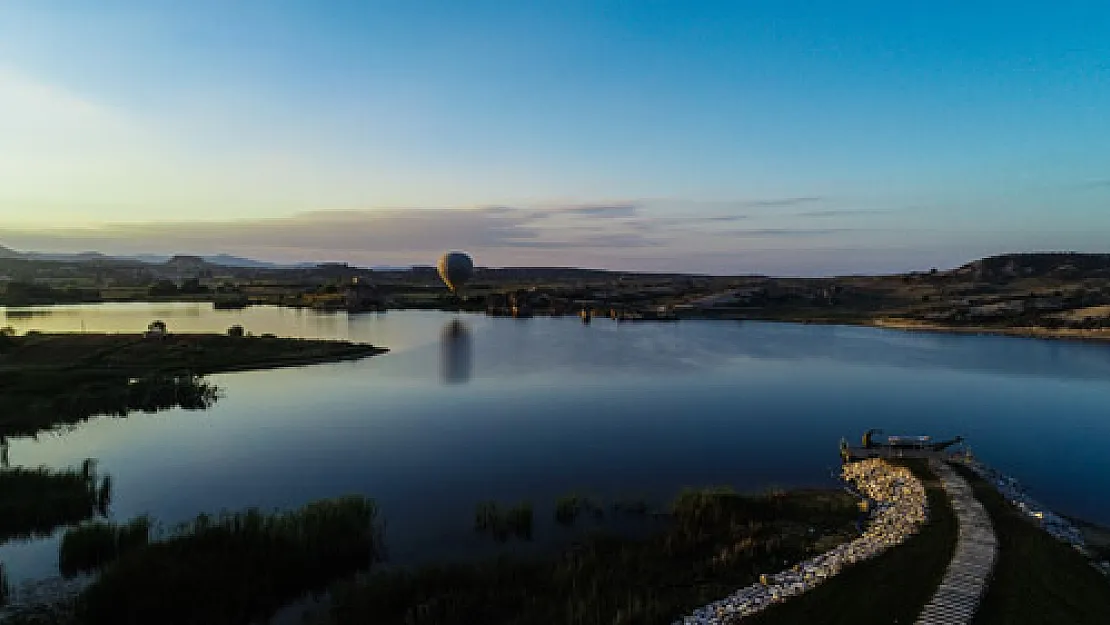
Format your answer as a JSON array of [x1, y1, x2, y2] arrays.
[[676, 459, 928, 625]]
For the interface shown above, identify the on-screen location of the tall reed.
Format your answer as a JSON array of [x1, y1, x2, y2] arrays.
[[76, 496, 383, 625], [0, 463, 110, 542], [0, 561, 9, 607], [59, 517, 150, 577]]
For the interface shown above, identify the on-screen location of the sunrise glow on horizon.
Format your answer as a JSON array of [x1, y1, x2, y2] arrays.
[[1, 1, 1107, 275]]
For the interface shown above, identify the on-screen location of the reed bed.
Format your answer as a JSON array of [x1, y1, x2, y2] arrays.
[[75, 496, 383, 625], [554, 494, 605, 526], [474, 501, 533, 542], [0, 372, 219, 438], [0, 561, 9, 607], [0, 462, 110, 542], [59, 517, 150, 577], [326, 488, 860, 625]]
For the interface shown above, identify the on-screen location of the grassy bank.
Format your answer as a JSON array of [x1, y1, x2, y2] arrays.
[[0, 462, 110, 543], [949, 464, 1110, 625], [322, 488, 859, 625], [0, 332, 386, 437], [740, 460, 957, 625], [75, 496, 383, 625]]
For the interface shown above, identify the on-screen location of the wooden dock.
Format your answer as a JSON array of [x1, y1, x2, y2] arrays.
[[841, 446, 949, 462], [914, 461, 998, 625]]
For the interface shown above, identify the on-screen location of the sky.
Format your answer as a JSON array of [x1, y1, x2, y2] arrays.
[[0, 1, 1107, 275]]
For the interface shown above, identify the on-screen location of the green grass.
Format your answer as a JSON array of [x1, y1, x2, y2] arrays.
[[950, 463, 1110, 625], [75, 496, 383, 625], [323, 487, 860, 625], [742, 460, 957, 625], [59, 517, 151, 578], [0, 461, 110, 543]]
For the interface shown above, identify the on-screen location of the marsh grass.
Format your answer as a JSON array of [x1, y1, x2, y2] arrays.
[[75, 496, 383, 625], [0, 462, 111, 542], [1, 561, 9, 607], [59, 517, 150, 577], [327, 487, 860, 625], [0, 372, 219, 438], [474, 501, 533, 542], [554, 494, 606, 526]]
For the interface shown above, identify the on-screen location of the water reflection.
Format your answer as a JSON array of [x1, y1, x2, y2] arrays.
[[440, 319, 473, 385]]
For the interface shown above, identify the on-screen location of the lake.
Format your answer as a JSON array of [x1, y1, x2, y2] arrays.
[[3, 302, 1110, 585]]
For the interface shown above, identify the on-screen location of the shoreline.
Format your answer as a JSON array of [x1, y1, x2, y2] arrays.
[[867, 318, 1110, 344], [11, 299, 1110, 346]]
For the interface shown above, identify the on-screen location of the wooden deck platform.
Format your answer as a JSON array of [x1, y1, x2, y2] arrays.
[[841, 446, 950, 462]]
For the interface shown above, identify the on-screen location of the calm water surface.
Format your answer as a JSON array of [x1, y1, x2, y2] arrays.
[[3, 303, 1110, 583]]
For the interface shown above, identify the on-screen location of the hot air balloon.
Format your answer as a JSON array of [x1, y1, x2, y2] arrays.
[[437, 251, 474, 293]]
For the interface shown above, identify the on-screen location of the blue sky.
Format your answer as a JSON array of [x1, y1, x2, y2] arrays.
[[0, 1, 1107, 274]]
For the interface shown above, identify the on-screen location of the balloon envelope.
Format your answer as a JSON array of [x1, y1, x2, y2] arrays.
[[437, 251, 474, 292]]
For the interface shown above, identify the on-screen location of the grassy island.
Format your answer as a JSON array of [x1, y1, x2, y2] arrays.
[[0, 331, 387, 437]]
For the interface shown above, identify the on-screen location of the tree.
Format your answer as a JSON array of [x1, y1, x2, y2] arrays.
[[227, 325, 245, 338], [0, 326, 15, 353], [149, 280, 178, 296], [180, 278, 208, 294]]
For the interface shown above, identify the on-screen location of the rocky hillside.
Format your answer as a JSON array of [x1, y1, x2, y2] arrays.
[[950, 253, 1110, 282]]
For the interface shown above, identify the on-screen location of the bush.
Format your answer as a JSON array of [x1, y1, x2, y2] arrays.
[[148, 280, 178, 296], [226, 325, 245, 338]]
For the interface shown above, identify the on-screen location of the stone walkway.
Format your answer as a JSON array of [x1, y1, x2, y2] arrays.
[[915, 462, 998, 625]]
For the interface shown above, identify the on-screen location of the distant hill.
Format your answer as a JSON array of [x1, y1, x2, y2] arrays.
[[952, 252, 1110, 282], [0, 245, 300, 268]]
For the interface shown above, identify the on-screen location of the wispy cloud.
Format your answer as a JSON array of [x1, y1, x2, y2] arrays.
[[736, 196, 823, 208], [793, 209, 893, 218], [724, 228, 854, 238]]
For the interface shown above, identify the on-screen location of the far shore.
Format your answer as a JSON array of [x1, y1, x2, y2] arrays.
[[10, 298, 1110, 347], [867, 318, 1110, 344]]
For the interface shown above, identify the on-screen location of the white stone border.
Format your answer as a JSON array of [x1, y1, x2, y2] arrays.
[[676, 459, 928, 625]]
